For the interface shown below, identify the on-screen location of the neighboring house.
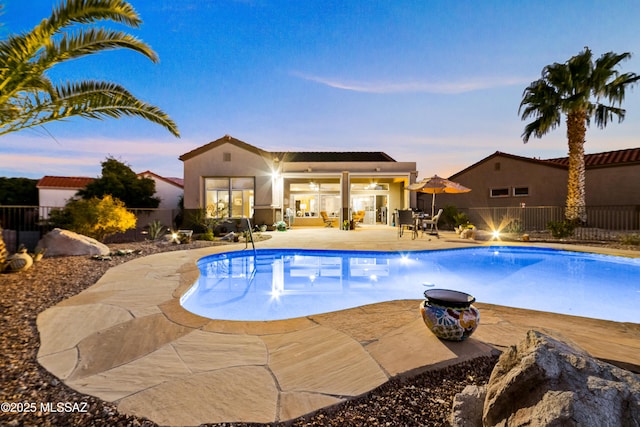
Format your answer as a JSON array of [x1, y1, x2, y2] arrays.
[[137, 170, 184, 210], [36, 176, 95, 209], [179, 135, 418, 227], [37, 173, 184, 226], [429, 148, 640, 210], [427, 148, 640, 230]]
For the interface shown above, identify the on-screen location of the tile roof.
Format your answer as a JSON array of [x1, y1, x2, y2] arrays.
[[138, 171, 184, 188], [179, 135, 397, 163], [279, 151, 396, 162], [448, 147, 640, 179], [544, 147, 640, 168], [36, 176, 94, 189]]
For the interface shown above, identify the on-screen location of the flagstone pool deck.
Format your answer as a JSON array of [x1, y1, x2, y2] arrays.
[[36, 227, 640, 426]]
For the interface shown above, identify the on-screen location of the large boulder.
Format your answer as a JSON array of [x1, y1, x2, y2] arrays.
[[451, 330, 640, 426], [37, 228, 110, 257], [451, 385, 486, 427]]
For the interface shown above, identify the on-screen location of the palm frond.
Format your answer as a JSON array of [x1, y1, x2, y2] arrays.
[[47, 0, 142, 30], [40, 27, 158, 66], [0, 81, 179, 137], [0, 0, 179, 138], [593, 104, 625, 128]]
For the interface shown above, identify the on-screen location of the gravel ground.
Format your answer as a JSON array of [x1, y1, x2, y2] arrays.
[[1, 238, 636, 427]]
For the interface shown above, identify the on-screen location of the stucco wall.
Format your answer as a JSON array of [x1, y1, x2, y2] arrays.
[[38, 189, 79, 207], [182, 141, 273, 210], [585, 164, 640, 206], [148, 177, 183, 210], [433, 156, 640, 211], [432, 156, 569, 210]]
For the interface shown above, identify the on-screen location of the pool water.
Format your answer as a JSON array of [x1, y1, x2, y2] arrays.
[[180, 246, 640, 323]]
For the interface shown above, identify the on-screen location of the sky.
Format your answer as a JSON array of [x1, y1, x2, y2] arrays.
[[2, 0, 640, 180]]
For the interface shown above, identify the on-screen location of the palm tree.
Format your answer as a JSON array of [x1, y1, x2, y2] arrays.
[[0, 0, 179, 266], [0, 0, 180, 136], [519, 47, 639, 223]]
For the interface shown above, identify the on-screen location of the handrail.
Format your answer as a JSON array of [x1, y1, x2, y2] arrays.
[[243, 217, 257, 255]]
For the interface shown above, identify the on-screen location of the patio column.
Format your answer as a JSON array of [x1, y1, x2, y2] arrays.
[[341, 171, 350, 225], [409, 171, 418, 209]]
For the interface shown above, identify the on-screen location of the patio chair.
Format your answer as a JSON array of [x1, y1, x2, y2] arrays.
[[396, 209, 417, 239], [320, 211, 334, 227], [422, 208, 443, 238], [352, 210, 365, 225]]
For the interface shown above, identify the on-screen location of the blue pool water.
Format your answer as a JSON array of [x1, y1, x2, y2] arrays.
[[180, 246, 640, 323]]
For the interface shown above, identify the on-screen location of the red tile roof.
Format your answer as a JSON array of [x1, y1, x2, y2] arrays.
[[137, 171, 184, 188], [544, 147, 640, 168], [36, 176, 94, 189]]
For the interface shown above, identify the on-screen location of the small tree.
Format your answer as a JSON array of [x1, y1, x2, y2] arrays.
[[78, 157, 160, 208], [50, 195, 136, 241], [0, 178, 38, 205]]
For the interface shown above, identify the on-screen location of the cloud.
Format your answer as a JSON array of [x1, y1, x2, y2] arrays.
[[1, 134, 201, 179], [291, 71, 532, 94]]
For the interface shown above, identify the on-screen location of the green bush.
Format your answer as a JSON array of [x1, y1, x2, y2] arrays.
[[546, 220, 576, 239], [197, 229, 215, 241], [438, 205, 468, 230], [186, 208, 218, 234], [48, 195, 136, 241], [619, 233, 640, 246]]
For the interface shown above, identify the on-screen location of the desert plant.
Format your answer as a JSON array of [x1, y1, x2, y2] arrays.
[[619, 233, 640, 246], [51, 195, 136, 241], [186, 208, 219, 234], [546, 220, 576, 239], [147, 220, 166, 240], [197, 229, 215, 241], [274, 221, 287, 231]]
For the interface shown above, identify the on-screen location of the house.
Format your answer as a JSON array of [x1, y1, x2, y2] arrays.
[[137, 171, 184, 210], [179, 135, 418, 227], [37, 172, 184, 226], [36, 176, 95, 209], [426, 148, 640, 230], [428, 148, 640, 211]]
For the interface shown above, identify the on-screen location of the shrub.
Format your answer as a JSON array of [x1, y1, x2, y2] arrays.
[[546, 220, 576, 239], [49, 195, 136, 241], [197, 229, 215, 241], [438, 205, 467, 230], [619, 233, 640, 246], [147, 220, 166, 240]]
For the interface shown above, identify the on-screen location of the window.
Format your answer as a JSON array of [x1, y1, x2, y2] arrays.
[[490, 188, 509, 198], [204, 177, 254, 218], [494, 162, 501, 171], [223, 152, 231, 162], [513, 187, 529, 197]]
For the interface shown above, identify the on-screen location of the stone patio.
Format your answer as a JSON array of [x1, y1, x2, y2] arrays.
[[36, 227, 640, 426]]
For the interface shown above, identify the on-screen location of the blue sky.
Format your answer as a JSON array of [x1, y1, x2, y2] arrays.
[[2, 0, 640, 179]]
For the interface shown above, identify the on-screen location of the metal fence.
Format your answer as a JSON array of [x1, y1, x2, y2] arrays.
[[2, 204, 639, 252], [460, 205, 640, 241], [0, 205, 180, 252]]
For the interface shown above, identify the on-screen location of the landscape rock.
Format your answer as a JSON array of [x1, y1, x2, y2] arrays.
[[481, 330, 640, 426], [451, 384, 486, 427], [36, 228, 110, 257]]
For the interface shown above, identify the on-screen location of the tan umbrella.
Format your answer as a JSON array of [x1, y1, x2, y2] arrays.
[[407, 175, 471, 216]]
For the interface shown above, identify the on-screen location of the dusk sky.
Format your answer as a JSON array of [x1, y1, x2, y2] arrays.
[[2, 1, 640, 180]]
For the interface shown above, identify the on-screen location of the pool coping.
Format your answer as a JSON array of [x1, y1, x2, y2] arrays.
[[36, 228, 640, 426]]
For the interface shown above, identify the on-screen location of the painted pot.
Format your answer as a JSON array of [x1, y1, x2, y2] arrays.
[[420, 289, 480, 341]]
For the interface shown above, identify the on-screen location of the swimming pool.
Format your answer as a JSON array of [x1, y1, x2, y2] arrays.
[[180, 246, 640, 323]]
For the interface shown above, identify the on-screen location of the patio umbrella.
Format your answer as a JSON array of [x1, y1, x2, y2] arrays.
[[407, 175, 471, 216]]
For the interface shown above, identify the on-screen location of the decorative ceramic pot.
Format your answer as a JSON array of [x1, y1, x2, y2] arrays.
[[420, 289, 480, 341]]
